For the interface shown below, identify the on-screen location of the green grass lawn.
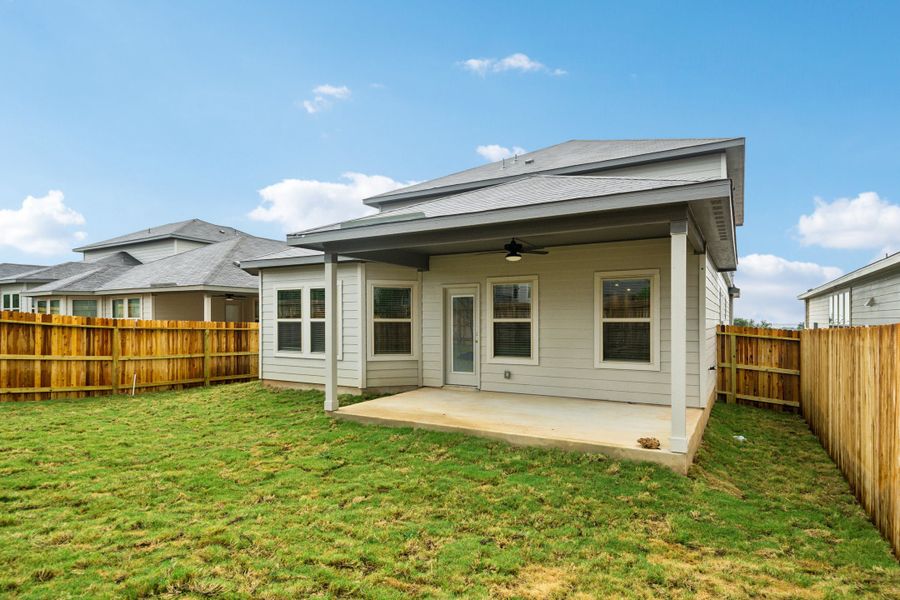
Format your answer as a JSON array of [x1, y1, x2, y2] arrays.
[[0, 383, 897, 599]]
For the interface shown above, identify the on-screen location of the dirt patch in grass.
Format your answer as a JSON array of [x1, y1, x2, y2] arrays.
[[0, 382, 897, 598]]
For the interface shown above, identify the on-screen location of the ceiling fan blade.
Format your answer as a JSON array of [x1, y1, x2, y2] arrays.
[[475, 251, 504, 256], [522, 249, 549, 255]]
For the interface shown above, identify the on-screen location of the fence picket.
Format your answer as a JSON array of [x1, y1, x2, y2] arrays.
[[0, 310, 258, 401]]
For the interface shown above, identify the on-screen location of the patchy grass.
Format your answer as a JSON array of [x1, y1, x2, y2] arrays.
[[0, 383, 896, 599]]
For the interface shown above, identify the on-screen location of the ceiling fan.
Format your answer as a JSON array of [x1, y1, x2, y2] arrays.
[[480, 238, 549, 262]]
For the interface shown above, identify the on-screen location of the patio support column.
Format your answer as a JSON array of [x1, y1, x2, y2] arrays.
[[203, 293, 212, 322], [670, 220, 688, 454], [324, 252, 339, 412]]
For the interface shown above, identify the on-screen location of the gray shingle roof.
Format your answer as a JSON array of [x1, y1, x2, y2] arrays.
[[299, 175, 716, 235], [73, 219, 244, 252], [27, 263, 138, 294], [0, 263, 46, 279], [96, 235, 287, 292], [3, 252, 140, 283], [366, 138, 738, 204]]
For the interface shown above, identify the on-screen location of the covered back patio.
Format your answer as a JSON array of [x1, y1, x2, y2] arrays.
[[336, 387, 711, 473]]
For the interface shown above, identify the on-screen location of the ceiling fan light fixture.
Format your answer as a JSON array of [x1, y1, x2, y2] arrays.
[[505, 251, 523, 262]]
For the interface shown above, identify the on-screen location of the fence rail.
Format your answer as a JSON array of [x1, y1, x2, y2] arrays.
[[0, 310, 259, 401], [800, 324, 899, 558], [716, 325, 801, 409]]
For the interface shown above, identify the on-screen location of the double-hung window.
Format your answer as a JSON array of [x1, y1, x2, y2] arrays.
[[2, 293, 19, 311], [828, 290, 850, 327], [594, 270, 660, 370], [370, 282, 416, 357], [36, 299, 60, 315], [488, 276, 538, 364], [112, 298, 141, 319], [276, 289, 303, 352]]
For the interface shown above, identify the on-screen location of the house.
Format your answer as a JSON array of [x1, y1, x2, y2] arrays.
[[1, 219, 286, 321], [800, 251, 900, 328], [242, 138, 744, 466], [0, 263, 46, 312]]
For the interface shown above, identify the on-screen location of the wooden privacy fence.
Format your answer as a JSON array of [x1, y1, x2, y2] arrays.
[[800, 325, 899, 558], [716, 325, 801, 409], [0, 310, 259, 401]]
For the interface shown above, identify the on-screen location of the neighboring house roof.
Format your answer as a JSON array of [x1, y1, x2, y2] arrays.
[[239, 247, 360, 275], [798, 251, 900, 300], [95, 235, 287, 293], [365, 139, 745, 223], [26, 263, 139, 296], [0, 263, 46, 279], [1, 253, 140, 284], [73, 218, 244, 253], [301, 175, 718, 235]]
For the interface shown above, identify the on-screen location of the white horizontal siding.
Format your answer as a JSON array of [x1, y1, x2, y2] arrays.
[[364, 263, 421, 388], [260, 264, 360, 387], [704, 254, 729, 403], [422, 238, 701, 407], [806, 295, 830, 329], [587, 154, 724, 181], [851, 271, 900, 325]]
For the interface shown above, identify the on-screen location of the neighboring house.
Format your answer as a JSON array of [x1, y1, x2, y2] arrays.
[[799, 251, 900, 328], [242, 138, 744, 454], [1, 219, 286, 321], [0, 263, 46, 312]]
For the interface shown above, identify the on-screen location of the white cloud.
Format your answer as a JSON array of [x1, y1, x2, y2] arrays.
[[734, 254, 842, 325], [300, 84, 351, 114], [476, 144, 527, 162], [0, 190, 86, 256], [248, 172, 415, 232], [459, 53, 565, 77], [797, 191, 900, 255]]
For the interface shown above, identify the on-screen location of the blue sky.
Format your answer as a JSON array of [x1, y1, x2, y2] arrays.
[[2, 1, 900, 323]]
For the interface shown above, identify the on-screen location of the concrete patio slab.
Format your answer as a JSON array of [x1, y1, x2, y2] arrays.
[[334, 387, 711, 473]]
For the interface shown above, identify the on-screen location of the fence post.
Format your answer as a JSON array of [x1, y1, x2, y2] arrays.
[[111, 325, 120, 394], [729, 331, 737, 404], [33, 321, 42, 393], [203, 328, 211, 386]]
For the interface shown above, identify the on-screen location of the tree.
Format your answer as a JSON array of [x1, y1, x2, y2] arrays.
[[733, 318, 773, 329]]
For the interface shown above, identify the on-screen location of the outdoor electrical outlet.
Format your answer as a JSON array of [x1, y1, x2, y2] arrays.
[[504, 370, 512, 379]]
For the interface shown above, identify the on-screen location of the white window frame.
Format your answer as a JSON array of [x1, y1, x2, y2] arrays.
[[36, 298, 61, 315], [305, 281, 343, 360], [367, 280, 419, 361], [111, 297, 142, 320], [2, 292, 20, 312], [486, 275, 539, 366], [828, 289, 851, 327], [594, 269, 660, 371], [274, 286, 304, 356]]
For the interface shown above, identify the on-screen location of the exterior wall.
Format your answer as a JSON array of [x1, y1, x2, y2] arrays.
[[586, 153, 725, 181], [421, 238, 701, 407], [259, 263, 361, 388], [82, 239, 177, 263], [851, 270, 900, 325], [703, 254, 730, 403], [152, 292, 205, 321], [806, 269, 900, 328], [806, 295, 830, 329], [364, 263, 422, 388], [0, 283, 36, 312]]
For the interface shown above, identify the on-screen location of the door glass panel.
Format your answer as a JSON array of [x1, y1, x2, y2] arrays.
[[452, 296, 474, 373]]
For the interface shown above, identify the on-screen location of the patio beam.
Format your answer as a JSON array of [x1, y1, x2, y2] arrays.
[[314, 205, 690, 255], [670, 220, 688, 453], [324, 253, 339, 412]]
